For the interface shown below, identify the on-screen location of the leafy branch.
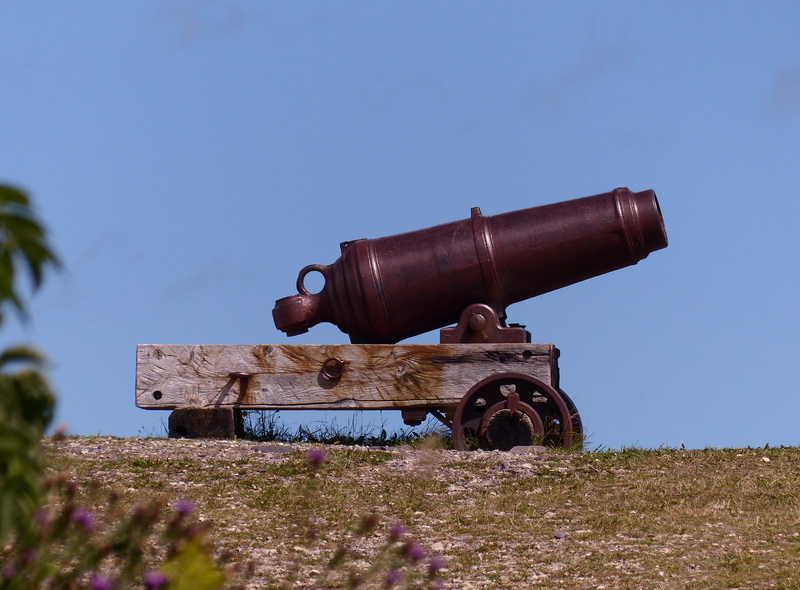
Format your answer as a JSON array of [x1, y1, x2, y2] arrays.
[[0, 184, 59, 326]]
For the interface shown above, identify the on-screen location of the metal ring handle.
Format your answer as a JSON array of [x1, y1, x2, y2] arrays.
[[321, 357, 346, 381], [296, 264, 331, 296]]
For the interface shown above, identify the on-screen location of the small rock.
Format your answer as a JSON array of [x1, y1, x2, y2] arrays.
[[554, 530, 568, 540], [509, 445, 547, 454], [254, 445, 296, 454]]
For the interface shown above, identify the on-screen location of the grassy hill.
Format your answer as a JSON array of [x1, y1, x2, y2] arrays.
[[44, 437, 800, 589]]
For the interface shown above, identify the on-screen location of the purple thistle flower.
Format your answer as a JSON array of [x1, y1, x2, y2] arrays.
[[52, 423, 68, 440], [384, 568, 402, 587], [34, 509, 51, 535], [403, 541, 427, 563], [143, 571, 168, 590], [23, 549, 38, 564], [2, 564, 16, 580], [174, 498, 195, 516], [90, 575, 115, 590], [307, 447, 327, 468], [34, 508, 48, 526], [388, 521, 406, 541], [428, 554, 447, 573], [71, 507, 96, 532]]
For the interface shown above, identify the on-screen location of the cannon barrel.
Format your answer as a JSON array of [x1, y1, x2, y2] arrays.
[[273, 187, 667, 344]]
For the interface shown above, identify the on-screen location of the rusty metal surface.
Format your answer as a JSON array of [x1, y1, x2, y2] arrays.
[[320, 357, 346, 381], [439, 303, 531, 344], [451, 372, 580, 450], [273, 187, 668, 344]]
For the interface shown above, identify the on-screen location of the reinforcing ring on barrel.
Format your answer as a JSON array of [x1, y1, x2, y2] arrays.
[[451, 372, 579, 451]]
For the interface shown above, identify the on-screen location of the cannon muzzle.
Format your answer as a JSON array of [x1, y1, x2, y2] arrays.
[[273, 187, 667, 343]]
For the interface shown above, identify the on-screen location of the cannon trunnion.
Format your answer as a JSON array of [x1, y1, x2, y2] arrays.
[[137, 188, 667, 450]]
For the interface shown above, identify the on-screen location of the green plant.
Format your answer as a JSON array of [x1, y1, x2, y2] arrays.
[[0, 184, 239, 589], [242, 410, 451, 448], [0, 184, 59, 542], [1, 478, 235, 590], [0, 185, 60, 325], [0, 345, 55, 542]]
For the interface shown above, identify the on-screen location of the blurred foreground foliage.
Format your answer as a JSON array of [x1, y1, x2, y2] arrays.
[[0, 185, 233, 589], [0, 185, 59, 327], [0, 184, 59, 542], [0, 344, 54, 542]]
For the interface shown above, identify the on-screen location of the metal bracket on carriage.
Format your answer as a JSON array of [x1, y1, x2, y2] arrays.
[[439, 303, 531, 344]]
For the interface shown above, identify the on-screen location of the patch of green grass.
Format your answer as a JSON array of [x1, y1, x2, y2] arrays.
[[265, 448, 393, 478], [42, 440, 800, 589], [241, 410, 449, 447]]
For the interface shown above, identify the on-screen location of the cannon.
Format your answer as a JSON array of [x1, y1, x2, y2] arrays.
[[274, 187, 666, 344], [136, 188, 667, 450]]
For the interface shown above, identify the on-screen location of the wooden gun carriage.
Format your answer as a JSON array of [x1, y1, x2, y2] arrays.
[[136, 188, 667, 450]]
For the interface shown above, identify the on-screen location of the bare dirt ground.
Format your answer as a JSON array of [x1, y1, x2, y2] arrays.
[[45, 436, 800, 589]]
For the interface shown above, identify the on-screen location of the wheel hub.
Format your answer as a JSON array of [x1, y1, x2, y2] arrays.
[[451, 372, 581, 451]]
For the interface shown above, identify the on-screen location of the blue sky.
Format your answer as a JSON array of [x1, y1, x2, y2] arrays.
[[2, 2, 799, 449]]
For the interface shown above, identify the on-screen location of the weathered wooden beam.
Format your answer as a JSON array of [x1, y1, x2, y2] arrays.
[[136, 343, 559, 411]]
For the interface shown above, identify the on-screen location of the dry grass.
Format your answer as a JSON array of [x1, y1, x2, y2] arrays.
[[43, 437, 800, 589]]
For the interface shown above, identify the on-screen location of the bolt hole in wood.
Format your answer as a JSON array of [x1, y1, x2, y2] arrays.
[[153, 390, 162, 400], [522, 350, 533, 359]]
